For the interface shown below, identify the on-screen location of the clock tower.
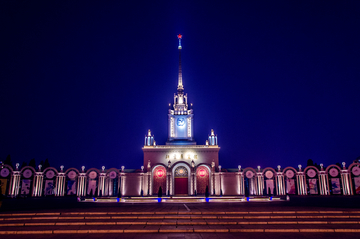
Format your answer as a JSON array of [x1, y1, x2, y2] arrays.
[[166, 34, 195, 145]]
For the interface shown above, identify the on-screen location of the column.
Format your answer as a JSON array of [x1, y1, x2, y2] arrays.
[[211, 161, 215, 195], [256, 166, 264, 196], [340, 162, 352, 195], [98, 173, 106, 197], [296, 165, 307, 195], [275, 166, 284, 195], [218, 165, 222, 195], [33, 169, 44, 197], [77, 173, 87, 197], [55, 173, 65, 196], [318, 164, 329, 195], [9, 167, 21, 197]]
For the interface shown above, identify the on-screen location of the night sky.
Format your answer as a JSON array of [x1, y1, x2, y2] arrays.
[[1, 1, 360, 171]]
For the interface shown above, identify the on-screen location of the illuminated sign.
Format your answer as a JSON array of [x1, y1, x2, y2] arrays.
[[198, 169, 206, 177], [157, 169, 164, 177], [177, 118, 185, 126]]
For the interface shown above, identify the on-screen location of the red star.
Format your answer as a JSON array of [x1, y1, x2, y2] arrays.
[[177, 34, 182, 39]]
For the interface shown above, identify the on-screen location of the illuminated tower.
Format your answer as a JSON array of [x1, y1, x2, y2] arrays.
[[167, 34, 195, 145]]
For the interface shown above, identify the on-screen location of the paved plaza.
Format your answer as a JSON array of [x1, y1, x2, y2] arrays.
[[1, 196, 360, 238]]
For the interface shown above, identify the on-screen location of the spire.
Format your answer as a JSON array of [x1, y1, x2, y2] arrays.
[[177, 34, 183, 92]]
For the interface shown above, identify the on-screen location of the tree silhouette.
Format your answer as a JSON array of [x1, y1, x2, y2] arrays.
[[307, 159, 314, 167], [4, 155, 13, 169], [29, 158, 36, 168], [43, 159, 50, 169], [21, 162, 27, 169]]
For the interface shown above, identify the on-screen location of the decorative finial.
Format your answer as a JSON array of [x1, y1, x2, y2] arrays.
[[177, 34, 182, 49], [168, 160, 171, 168], [218, 165, 221, 172], [320, 163, 323, 170], [81, 166, 85, 172], [257, 166, 261, 172], [342, 162, 346, 169], [191, 160, 195, 168], [148, 129, 151, 136], [38, 165, 42, 171], [147, 160, 151, 168], [298, 164, 302, 171], [277, 165, 281, 171], [121, 166, 125, 172], [102, 166, 105, 172], [141, 166, 144, 171], [16, 163, 19, 170], [238, 165, 241, 171], [177, 34, 183, 91], [60, 165, 64, 172], [211, 161, 215, 168]]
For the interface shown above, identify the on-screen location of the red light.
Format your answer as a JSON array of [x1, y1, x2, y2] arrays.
[[177, 34, 182, 39], [199, 169, 206, 177], [157, 170, 164, 177]]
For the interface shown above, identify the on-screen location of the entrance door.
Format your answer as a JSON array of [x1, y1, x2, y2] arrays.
[[174, 166, 188, 195], [175, 178, 188, 194]]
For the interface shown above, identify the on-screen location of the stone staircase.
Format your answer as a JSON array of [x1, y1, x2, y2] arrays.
[[1, 209, 360, 236]]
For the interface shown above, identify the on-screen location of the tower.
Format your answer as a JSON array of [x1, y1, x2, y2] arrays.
[[166, 34, 195, 145]]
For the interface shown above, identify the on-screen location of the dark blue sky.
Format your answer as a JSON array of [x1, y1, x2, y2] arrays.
[[1, 1, 359, 170]]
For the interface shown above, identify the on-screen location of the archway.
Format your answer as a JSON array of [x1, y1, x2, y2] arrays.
[[196, 165, 210, 195], [152, 165, 166, 195], [174, 166, 188, 195]]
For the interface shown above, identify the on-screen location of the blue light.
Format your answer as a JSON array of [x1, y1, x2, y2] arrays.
[[270, 197, 273, 201], [93, 198, 96, 202], [158, 198, 161, 202], [246, 197, 249, 202], [117, 198, 120, 202], [206, 198, 210, 202]]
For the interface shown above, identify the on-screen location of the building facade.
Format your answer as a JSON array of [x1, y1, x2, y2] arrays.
[[1, 35, 360, 198]]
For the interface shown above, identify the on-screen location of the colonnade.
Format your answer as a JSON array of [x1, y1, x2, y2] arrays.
[[0, 162, 360, 198]]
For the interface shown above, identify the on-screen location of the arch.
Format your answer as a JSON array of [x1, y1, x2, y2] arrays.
[[172, 162, 191, 195], [304, 166, 319, 195], [43, 167, 59, 176], [325, 164, 342, 195], [152, 165, 167, 196], [19, 166, 36, 196], [348, 163, 360, 172], [64, 168, 79, 196], [64, 168, 80, 175], [304, 166, 320, 174], [243, 167, 256, 174], [105, 168, 120, 174], [42, 167, 58, 196], [86, 168, 100, 196], [86, 168, 101, 176], [263, 167, 276, 179], [1, 164, 14, 173], [0, 164, 13, 177], [196, 164, 211, 194], [282, 167, 297, 195], [262, 167, 276, 195], [20, 166, 36, 174], [0, 165, 13, 197], [348, 163, 360, 195], [242, 167, 257, 196], [325, 165, 342, 174], [282, 166, 298, 174]]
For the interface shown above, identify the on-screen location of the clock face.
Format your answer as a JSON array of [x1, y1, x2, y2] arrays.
[[177, 118, 185, 126]]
